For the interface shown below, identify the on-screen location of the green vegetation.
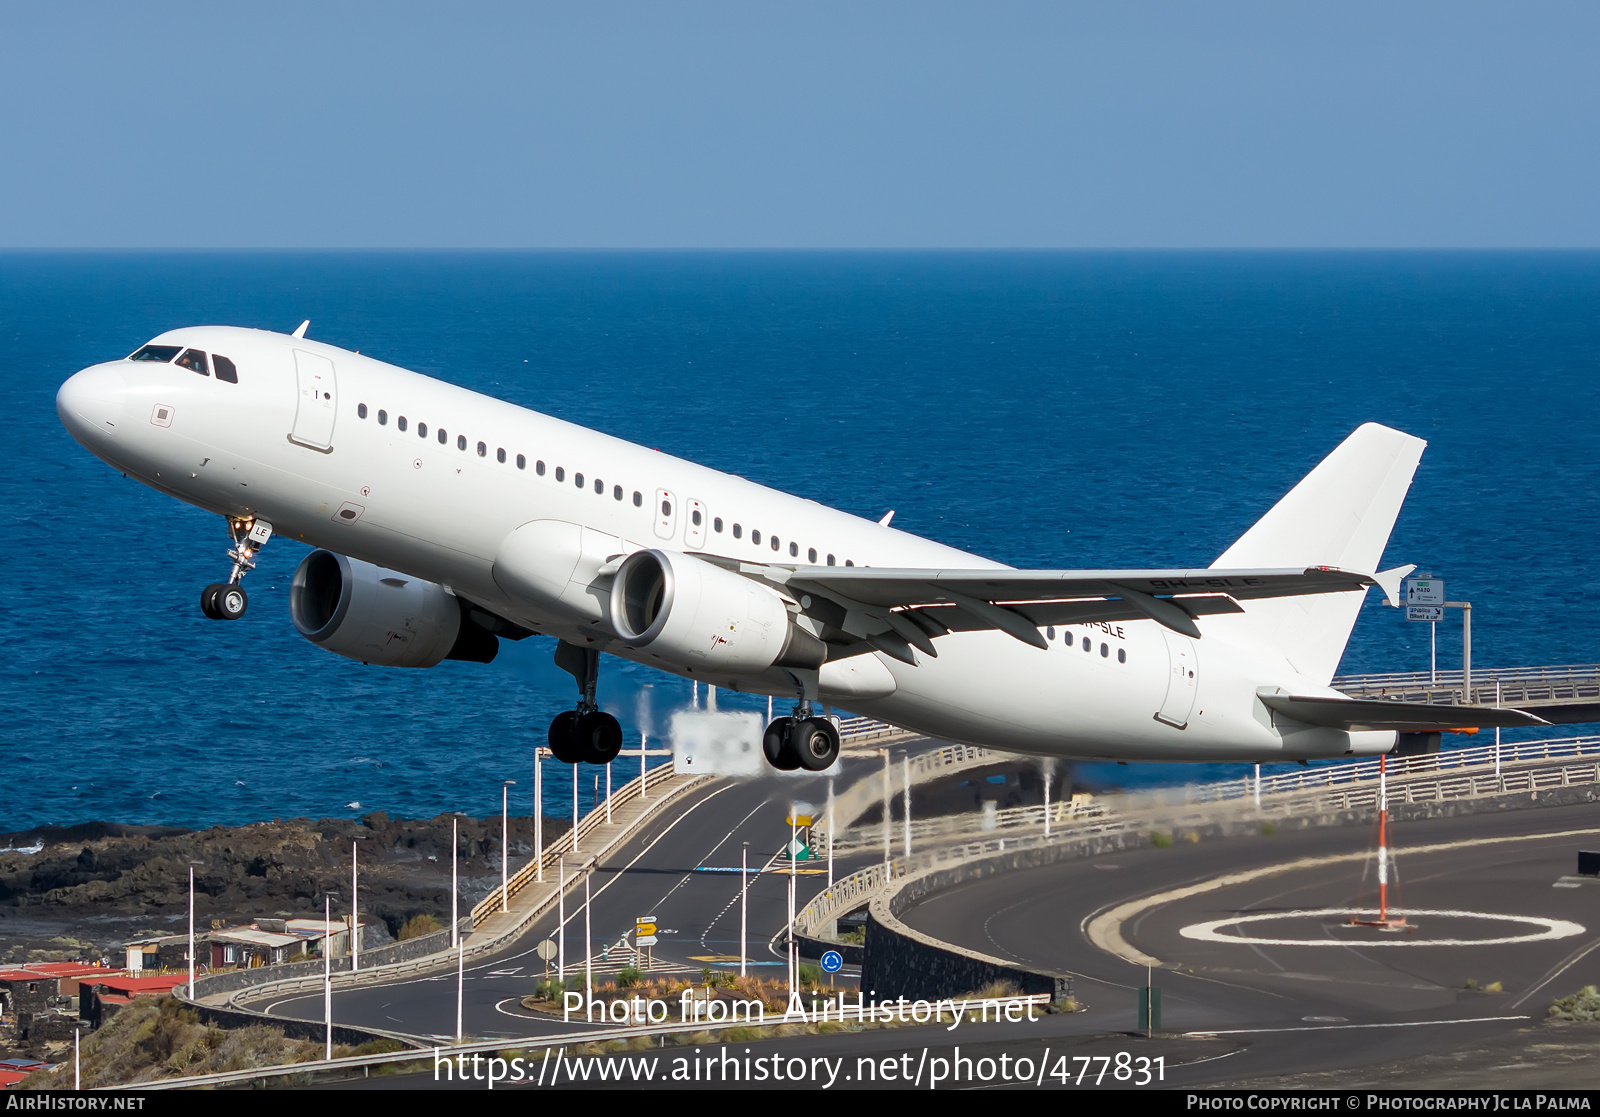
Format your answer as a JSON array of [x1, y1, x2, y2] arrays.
[[615, 966, 642, 989], [20, 997, 363, 1088], [397, 913, 442, 941], [1549, 985, 1600, 1021], [1149, 831, 1172, 848], [1260, 822, 1278, 836]]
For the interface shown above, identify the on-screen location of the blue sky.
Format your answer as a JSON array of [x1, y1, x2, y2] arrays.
[[2, 2, 1596, 247]]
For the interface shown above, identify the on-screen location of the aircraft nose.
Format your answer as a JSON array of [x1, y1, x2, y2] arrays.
[[57, 364, 127, 444]]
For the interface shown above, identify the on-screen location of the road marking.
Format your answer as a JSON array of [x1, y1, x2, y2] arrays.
[[1180, 908, 1584, 947], [1185, 1014, 1528, 1037], [1509, 934, 1600, 1009], [1087, 827, 1600, 968]]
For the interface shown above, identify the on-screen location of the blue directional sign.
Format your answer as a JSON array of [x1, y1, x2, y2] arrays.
[[820, 950, 843, 973]]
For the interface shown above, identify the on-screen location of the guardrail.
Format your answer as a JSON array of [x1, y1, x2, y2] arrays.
[[471, 760, 683, 926], [813, 742, 997, 847], [1334, 663, 1600, 708], [798, 736, 1600, 943]]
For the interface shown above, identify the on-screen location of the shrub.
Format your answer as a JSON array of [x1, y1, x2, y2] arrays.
[[397, 913, 443, 941], [1260, 823, 1278, 836], [616, 967, 642, 989], [1549, 986, 1600, 1021], [1149, 832, 1172, 848]]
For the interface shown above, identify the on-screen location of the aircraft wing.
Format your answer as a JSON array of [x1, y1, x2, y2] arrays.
[[738, 563, 1381, 658], [1257, 691, 1549, 733]]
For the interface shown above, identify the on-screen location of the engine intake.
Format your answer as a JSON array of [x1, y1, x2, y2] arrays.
[[609, 549, 825, 672], [290, 550, 497, 668]]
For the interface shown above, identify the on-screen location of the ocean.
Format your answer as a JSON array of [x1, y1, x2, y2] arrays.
[[4, 251, 1598, 831]]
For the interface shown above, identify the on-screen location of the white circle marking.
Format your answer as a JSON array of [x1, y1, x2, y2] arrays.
[[1179, 908, 1585, 947]]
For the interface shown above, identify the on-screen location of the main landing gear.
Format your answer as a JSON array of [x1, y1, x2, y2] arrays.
[[763, 701, 840, 772], [548, 641, 623, 765], [201, 517, 272, 621]]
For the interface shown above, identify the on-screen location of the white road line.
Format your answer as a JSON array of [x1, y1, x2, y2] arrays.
[[1185, 1014, 1528, 1037]]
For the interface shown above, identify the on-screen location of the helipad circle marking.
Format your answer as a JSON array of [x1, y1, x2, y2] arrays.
[[1179, 908, 1584, 947]]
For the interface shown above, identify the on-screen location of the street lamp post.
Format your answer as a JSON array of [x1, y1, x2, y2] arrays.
[[740, 842, 748, 977], [186, 861, 203, 1000], [501, 780, 517, 913], [323, 891, 335, 1060], [450, 816, 460, 948], [534, 747, 544, 882]]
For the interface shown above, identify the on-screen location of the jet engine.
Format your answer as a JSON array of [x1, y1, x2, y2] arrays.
[[289, 549, 498, 668], [608, 549, 826, 673]]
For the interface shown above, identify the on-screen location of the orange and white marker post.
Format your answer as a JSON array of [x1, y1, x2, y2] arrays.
[[1349, 754, 1411, 931]]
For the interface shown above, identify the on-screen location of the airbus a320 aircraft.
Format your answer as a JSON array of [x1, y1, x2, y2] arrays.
[[56, 324, 1542, 772]]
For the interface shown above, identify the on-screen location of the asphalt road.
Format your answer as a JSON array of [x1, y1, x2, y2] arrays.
[[897, 800, 1600, 1085], [246, 755, 885, 1041]]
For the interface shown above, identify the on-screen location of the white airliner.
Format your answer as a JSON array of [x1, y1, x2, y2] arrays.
[[55, 324, 1541, 771]]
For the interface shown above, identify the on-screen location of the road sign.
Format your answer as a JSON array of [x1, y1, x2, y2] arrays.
[[535, 939, 557, 961], [1404, 577, 1444, 606], [1406, 605, 1444, 623], [635, 916, 658, 947], [820, 950, 843, 973]]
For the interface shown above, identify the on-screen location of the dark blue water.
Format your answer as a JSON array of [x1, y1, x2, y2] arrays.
[[5, 252, 1599, 831]]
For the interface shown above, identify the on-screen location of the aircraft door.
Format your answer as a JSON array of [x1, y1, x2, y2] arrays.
[[1155, 629, 1198, 729], [654, 489, 677, 541], [684, 498, 707, 549], [290, 349, 337, 451]]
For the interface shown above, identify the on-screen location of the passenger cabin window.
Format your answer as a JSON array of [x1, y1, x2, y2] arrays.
[[789, 542, 798, 557], [418, 422, 427, 438], [175, 349, 209, 376], [771, 536, 780, 551], [1118, 648, 1127, 663], [751, 530, 761, 545], [478, 441, 487, 457], [358, 403, 368, 419], [213, 354, 239, 383], [398, 416, 408, 432], [129, 344, 182, 362], [594, 478, 603, 494], [537, 461, 546, 476], [691, 509, 702, 526], [827, 554, 835, 565], [575, 472, 584, 486], [555, 466, 565, 481], [661, 499, 673, 517], [377, 410, 387, 425], [499, 448, 507, 464], [517, 454, 526, 470], [733, 524, 742, 539], [845, 559, 854, 566], [614, 485, 623, 501], [632, 491, 642, 507], [438, 429, 447, 444], [1082, 637, 1091, 652], [714, 518, 724, 533], [808, 547, 817, 562], [458, 435, 467, 450], [1101, 643, 1109, 657]]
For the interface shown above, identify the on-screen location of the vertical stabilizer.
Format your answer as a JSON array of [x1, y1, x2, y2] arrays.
[[1210, 423, 1426, 683]]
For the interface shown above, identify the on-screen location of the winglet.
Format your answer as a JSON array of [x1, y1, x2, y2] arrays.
[[1374, 564, 1416, 608], [879, 510, 894, 527], [292, 320, 310, 339]]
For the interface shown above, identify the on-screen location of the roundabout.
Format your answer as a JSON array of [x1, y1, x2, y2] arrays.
[[1177, 908, 1586, 947]]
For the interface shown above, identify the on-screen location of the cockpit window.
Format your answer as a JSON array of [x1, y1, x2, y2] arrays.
[[213, 355, 238, 383], [174, 349, 210, 376], [128, 344, 181, 363]]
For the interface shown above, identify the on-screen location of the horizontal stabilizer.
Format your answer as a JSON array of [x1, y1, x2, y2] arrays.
[[1258, 690, 1548, 733]]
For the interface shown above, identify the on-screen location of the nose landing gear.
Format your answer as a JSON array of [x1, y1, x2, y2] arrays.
[[200, 518, 271, 620], [549, 640, 623, 765]]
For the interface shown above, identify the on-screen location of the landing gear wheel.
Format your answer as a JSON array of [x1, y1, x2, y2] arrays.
[[763, 717, 800, 771], [200, 584, 224, 619], [548, 710, 582, 764], [576, 711, 623, 764], [215, 584, 248, 621], [792, 717, 840, 771]]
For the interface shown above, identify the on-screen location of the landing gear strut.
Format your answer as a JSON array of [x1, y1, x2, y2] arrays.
[[763, 697, 840, 772], [200, 517, 271, 621], [549, 641, 623, 765]]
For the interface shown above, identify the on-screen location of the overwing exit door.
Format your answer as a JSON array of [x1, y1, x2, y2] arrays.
[[290, 349, 337, 451], [1155, 629, 1199, 729]]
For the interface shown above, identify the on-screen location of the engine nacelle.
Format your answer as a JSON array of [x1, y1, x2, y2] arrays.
[[609, 549, 826, 673], [290, 550, 497, 668]]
